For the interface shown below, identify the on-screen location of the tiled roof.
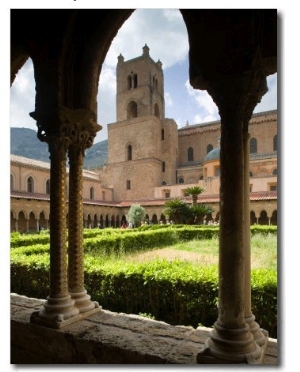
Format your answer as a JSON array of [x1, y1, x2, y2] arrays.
[[11, 191, 277, 206], [11, 154, 51, 169]]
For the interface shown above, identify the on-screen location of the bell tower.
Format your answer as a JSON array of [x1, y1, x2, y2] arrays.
[[104, 45, 178, 201], [116, 44, 165, 122]]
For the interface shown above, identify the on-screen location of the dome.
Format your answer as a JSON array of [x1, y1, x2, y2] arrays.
[[204, 147, 220, 162]]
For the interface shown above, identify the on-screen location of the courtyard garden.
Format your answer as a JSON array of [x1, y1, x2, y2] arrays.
[[10, 224, 277, 338]]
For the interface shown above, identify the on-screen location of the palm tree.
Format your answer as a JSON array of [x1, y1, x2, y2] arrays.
[[163, 198, 190, 224], [185, 186, 205, 205], [190, 204, 213, 224]]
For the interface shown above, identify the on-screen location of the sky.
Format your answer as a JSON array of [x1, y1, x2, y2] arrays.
[[10, 8, 278, 144]]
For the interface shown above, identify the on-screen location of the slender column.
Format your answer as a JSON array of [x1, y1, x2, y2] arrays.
[[31, 130, 79, 327], [67, 118, 101, 313], [197, 72, 268, 364], [244, 131, 268, 348]]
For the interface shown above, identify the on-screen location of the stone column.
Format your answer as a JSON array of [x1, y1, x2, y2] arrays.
[[67, 113, 101, 314], [197, 73, 268, 364], [243, 131, 268, 348], [31, 119, 79, 328]]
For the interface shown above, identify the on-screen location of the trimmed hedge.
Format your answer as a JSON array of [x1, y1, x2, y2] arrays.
[[11, 251, 277, 338]]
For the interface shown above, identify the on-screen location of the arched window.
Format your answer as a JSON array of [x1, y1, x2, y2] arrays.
[[127, 101, 137, 119], [10, 174, 14, 191], [250, 137, 257, 153], [273, 134, 277, 151], [90, 187, 94, 200], [46, 179, 50, 194], [178, 177, 184, 184], [249, 171, 253, 177], [133, 73, 138, 88], [27, 176, 34, 193], [127, 144, 132, 160], [127, 75, 132, 89], [188, 147, 194, 161], [154, 103, 160, 118], [162, 161, 165, 172], [207, 144, 213, 153], [161, 128, 164, 140], [273, 168, 277, 175]]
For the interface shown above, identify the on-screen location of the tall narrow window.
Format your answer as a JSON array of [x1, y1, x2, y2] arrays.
[[250, 138, 257, 153], [46, 179, 50, 194], [102, 191, 105, 201], [126, 180, 131, 190], [207, 144, 213, 153], [90, 187, 94, 200], [27, 176, 34, 193], [273, 134, 277, 151], [162, 161, 165, 172], [127, 144, 132, 160], [161, 128, 164, 140], [10, 174, 14, 191], [188, 147, 194, 161], [133, 74, 138, 88], [127, 75, 132, 89]]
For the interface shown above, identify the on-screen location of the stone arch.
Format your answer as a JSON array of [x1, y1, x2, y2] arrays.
[[257, 168, 268, 177], [258, 210, 268, 225], [250, 210, 257, 225], [271, 210, 277, 226]]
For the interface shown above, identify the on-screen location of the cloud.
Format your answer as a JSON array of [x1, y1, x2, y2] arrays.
[[103, 9, 188, 69], [10, 58, 36, 129], [185, 80, 220, 123], [254, 73, 277, 113], [164, 92, 173, 108]]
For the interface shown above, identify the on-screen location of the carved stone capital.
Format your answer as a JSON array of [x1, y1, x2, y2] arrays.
[[30, 105, 102, 156]]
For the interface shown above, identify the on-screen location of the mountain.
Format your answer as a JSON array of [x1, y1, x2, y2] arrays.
[[10, 127, 108, 169]]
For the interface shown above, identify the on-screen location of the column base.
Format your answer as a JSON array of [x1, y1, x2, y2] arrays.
[[197, 322, 268, 364], [246, 314, 269, 347], [30, 294, 101, 329], [70, 289, 100, 313]]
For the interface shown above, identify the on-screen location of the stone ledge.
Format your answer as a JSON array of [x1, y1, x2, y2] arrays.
[[11, 293, 277, 364]]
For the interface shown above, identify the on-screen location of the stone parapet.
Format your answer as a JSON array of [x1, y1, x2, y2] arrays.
[[11, 294, 277, 364]]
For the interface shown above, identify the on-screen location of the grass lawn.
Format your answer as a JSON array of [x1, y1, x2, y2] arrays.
[[106, 233, 277, 271]]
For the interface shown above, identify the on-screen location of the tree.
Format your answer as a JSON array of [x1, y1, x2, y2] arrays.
[[163, 198, 190, 224], [126, 204, 146, 227], [190, 204, 214, 224], [185, 186, 205, 205]]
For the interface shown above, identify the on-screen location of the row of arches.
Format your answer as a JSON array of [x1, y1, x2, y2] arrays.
[[11, 207, 277, 233], [11, 174, 50, 194]]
